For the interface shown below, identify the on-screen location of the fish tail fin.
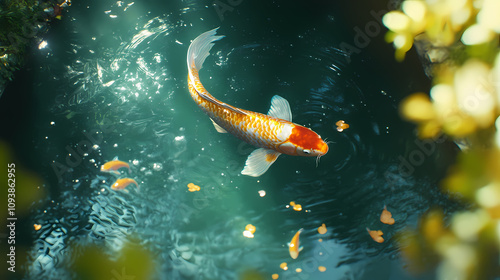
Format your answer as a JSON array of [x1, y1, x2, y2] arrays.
[[187, 27, 224, 71]]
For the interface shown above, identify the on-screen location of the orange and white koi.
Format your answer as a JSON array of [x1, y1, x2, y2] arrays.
[[187, 28, 329, 177], [288, 228, 304, 259], [100, 159, 131, 175], [111, 178, 139, 190]]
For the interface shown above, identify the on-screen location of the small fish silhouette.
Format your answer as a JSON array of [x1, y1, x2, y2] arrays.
[[111, 178, 139, 190], [101, 159, 131, 175]]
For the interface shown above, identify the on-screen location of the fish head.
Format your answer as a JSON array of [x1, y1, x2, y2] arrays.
[[279, 125, 328, 157]]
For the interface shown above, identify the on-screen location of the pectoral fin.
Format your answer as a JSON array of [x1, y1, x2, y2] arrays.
[[210, 118, 227, 133], [241, 148, 281, 177], [267, 95, 292, 121]]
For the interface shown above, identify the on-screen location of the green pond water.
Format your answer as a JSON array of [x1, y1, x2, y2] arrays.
[[0, 1, 461, 279]]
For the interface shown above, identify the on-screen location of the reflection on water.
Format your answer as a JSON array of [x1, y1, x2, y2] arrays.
[[2, 1, 461, 279]]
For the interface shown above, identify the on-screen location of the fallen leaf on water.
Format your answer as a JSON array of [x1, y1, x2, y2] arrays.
[[293, 204, 302, 211], [187, 183, 200, 192], [318, 223, 327, 234], [242, 230, 254, 238], [380, 205, 395, 225], [336, 120, 350, 132], [367, 228, 384, 243], [245, 224, 256, 234]]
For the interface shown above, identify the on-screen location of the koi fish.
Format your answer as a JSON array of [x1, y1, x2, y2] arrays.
[[100, 159, 131, 175], [288, 228, 304, 259], [111, 178, 139, 190], [187, 28, 329, 177]]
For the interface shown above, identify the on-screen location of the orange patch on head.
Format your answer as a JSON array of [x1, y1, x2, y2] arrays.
[[288, 126, 324, 151]]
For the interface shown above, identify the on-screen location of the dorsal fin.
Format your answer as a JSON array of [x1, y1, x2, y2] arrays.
[[191, 85, 248, 115], [267, 95, 292, 121], [198, 92, 248, 115]]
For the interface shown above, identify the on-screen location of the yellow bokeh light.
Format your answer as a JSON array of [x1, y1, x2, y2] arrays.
[[383, 11, 411, 32], [400, 93, 436, 122], [461, 24, 494, 45]]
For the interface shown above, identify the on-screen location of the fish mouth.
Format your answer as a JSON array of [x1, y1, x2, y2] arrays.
[[319, 141, 329, 155], [314, 141, 329, 166]]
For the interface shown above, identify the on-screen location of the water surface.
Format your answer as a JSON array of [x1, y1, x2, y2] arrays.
[[0, 1, 459, 279]]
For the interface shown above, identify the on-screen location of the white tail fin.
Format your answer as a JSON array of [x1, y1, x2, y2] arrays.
[[187, 27, 224, 71]]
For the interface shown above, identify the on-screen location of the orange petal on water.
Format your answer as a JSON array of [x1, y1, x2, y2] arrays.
[[272, 274, 279, 279], [293, 204, 302, 211], [318, 223, 327, 234], [280, 262, 288, 270], [243, 230, 254, 238], [380, 205, 395, 225], [336, 120, 350, 132], [318, 266, 327, 272], [245, 224, 256, 234], [367, 228, 384, 243], [34, 224, 42, 231], [187, 183, 200, 192]]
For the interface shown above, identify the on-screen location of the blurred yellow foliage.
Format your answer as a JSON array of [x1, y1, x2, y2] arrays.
[[71, 238, 154, 280], [384, 0, 500, 279]]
